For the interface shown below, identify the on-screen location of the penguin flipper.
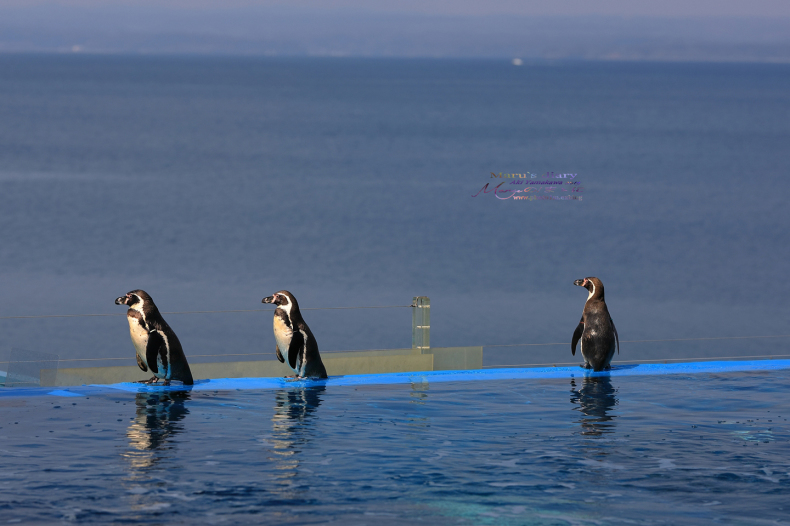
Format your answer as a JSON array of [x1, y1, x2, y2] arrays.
[[287, 330, 305, 371], [145, 331, 166, 375], [611, 317, 619, 354], [136, 353, 148, 372], [571, 322, 584, 356], [275, 346, 285, 364]]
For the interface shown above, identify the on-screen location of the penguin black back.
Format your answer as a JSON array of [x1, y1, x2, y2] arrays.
[[262, 290, 328, 379], [571, 277, 619, 372]]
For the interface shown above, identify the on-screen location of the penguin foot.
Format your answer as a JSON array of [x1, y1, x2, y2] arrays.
[[603, 365, 612, 371], [137, 377, 161, 384], [580, 363, 593, 369]]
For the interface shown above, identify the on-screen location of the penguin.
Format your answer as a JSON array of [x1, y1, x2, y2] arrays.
[[261, 290, 328, 379], [115, 290, 193, 385], [571, 277, 620, 372]]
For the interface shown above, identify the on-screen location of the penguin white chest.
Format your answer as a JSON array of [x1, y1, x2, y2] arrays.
[[273, 315, 293, 356], [127, 316, 149, 365]]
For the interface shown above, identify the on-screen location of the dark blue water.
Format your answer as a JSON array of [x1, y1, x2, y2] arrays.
[[1, 370, 789, 524], [0, 55, 789, 367]]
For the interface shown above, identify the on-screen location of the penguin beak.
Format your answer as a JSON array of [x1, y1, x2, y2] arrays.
[[262, 295, 275, 304], [573, 279, 585, 287], [115, 295, 128, 305]]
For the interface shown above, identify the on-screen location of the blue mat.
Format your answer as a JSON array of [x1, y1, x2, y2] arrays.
[[2, 359, 789, 398]]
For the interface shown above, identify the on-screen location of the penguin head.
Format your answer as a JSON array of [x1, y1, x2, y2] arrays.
[[115, 289, 153, 311], [262, 290, 299, 315], [574, 277, 604, 300]]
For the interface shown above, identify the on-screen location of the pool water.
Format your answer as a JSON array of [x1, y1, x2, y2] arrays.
[[1, 367, 789, 524]]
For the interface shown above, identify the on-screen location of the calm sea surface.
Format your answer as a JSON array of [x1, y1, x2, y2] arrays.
[[0, 56, 788, 366]]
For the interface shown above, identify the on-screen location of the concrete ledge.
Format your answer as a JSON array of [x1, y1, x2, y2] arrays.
[[428, 346, 483, 370], [44, 346, 482, 386], [3, 358, 789, 397]]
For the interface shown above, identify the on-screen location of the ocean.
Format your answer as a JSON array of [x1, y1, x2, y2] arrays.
[[0, 55, 788, 368]]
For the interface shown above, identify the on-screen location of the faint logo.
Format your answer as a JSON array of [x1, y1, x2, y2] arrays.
[[473, 172, 584, 201]]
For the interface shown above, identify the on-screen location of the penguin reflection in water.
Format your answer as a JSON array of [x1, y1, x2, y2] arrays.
[[262, 291, 328, 379], [571, 277, 619, 371], [270, 385, 326, 488], [570, 376, 618, 437], [125, 391, 191, 475], [115, 290, 194, 385], [274, 386, 326, 428], [127, 391, 191, 453]]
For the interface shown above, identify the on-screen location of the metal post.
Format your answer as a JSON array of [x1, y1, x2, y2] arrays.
[[412, 296, 430, 353]]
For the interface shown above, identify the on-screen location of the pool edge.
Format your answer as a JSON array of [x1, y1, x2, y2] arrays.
[[1, 358, 789, 397]]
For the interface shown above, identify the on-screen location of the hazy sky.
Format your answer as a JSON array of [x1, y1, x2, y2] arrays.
[[4, 0, 790, 17], [3, 0, 790, 60]]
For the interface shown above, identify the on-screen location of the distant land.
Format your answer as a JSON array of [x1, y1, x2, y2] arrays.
[[2, 6, 790, 62]]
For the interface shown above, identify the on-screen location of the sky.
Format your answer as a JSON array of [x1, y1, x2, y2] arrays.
[[1, 1, 790, 60], [4, 0, 790, 17]]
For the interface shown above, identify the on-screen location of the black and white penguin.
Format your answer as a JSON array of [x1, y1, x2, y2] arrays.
[[115, 290, 193, 385], [571, 277, 620, 372], [261, 290, 328, 379]]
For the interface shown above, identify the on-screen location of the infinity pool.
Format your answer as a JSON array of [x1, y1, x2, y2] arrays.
[[1, 363, 789, 524]]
